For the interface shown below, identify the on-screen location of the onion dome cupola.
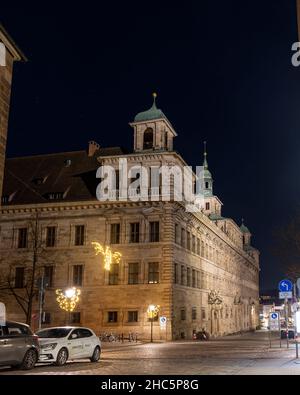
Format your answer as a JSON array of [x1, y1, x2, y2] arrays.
[[130, 93, 177, 152]]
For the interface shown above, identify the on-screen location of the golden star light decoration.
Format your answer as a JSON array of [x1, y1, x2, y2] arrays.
[[92, 242, 122, 271], [55, 287, 81, 312]]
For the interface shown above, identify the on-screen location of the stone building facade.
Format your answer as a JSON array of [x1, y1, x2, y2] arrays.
[[0, 96, 260, 340], [0, 25, 26, 199]]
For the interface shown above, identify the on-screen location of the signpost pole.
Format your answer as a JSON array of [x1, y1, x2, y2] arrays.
[[285, 297, 289, 349]]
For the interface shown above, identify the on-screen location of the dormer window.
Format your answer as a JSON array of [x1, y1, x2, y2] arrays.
[[32, 177, 46, 185], [45, 192, 64, 200], [1, 195, 9, 204], [143, 128, 154, 150]]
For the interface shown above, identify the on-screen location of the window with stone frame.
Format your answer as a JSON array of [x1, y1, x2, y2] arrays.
[[197, 271, 201, 288], [149, 221, 159, 242], [192, 269, 196, 288], [143, 128, 154, 150], [197, 238, 200, 255], [71, 312, 81, 324], [201, 308, 206, 320], [187, 267, 191, 287], [18, 228, 28, 249], [181, 228, 186, 248], [128, 311, 138, 323], [128, 263, 139, 284], [148, 262, 159, 284], [174, 263, 178, 284], [192, 235, 196, 253], [42, 312, 51, 324], [192, 307, 197, 320], [187, 232, 191, 250], [175, 224, 180, 245], [14, 267, 25, 288], [110, 223, 120, 244], [180, 309, 186, 321], [44, 266, 54, 287], [109, 263, 119, 285], [181, 265, 185, 285], [108, 311, 118, 323], [74, 225, 85, 246], [73, 265, 83, 286], [46, 226, 56, 247], [129, 223, 140, 243]]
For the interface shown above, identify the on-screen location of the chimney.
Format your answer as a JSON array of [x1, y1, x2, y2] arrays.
[[88, 141, 100, 157]]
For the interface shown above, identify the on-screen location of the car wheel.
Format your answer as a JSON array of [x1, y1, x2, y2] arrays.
[[20, 349, 38, 370], [55, 348, 68, 366], [90, 346, 101, 362]]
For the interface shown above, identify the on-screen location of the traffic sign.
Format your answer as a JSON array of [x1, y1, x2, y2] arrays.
[[159, 316, 167, 327], [269, 312, 280, 331], [279, 279, 293, 292], [279, 291, 293, 299]]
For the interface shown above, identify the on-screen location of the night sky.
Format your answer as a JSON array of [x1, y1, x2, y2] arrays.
[[1, 1, 299, 290]]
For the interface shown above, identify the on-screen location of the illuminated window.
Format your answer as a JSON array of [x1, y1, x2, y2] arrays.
[[148, 262, 159, 284]]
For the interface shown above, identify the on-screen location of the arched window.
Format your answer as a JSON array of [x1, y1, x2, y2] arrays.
[[143, 128, 154, 150]]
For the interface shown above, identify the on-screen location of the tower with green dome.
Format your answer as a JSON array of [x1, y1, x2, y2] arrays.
[[130, 93, 177, 152]]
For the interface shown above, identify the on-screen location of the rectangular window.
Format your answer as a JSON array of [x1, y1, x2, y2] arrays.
[[148, 262, 159, 284], [128, 263, 139, 284], [15, 267, 24, 288], [110, 224, 120, 244], [192, 235, 196, 253], [181, 309, 186, 321], [175, 224, 180, 245], [187, 267, 191, 287], [192, 269, 196, 288], [128, 311, 138, 323], [202, 308, 206, 320], [174, 263, 178, 284], [108, 311, 118, 323], [181, 228, 186, 248], [187, 232, 191, 250], [74, 225, 85, 246], [44, 266, 54, 287], [197, 271, 201, 288], [109, 264, 119, 285], [73, 265, 83, 286], [42, 312, 51, 324], [46, 226, 56, 247], [205, 202, 210, 210], [130, 223, 140, 243], [18, 228, 28, 249], [71, 312, 81, 324], [149, 221, 159, 242], [192, 307, 197, 320], [197, 238, 200, 255], [181, 265, 185, 285]]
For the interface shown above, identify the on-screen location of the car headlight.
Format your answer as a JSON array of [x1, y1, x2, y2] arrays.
[[41, 343, 58, 350]]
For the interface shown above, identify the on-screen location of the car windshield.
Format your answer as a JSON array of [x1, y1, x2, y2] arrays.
[[36, 328, 72, 338]]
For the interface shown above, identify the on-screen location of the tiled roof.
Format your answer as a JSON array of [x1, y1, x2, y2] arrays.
[[2, 147, 125, 205]]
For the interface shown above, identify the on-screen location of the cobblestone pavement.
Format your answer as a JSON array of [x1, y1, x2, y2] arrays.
[[1, 331, 300, 375]]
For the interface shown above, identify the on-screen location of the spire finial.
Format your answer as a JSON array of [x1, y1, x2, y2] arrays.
[[152, 92, 157, 108], [203, 141, 208, 169]]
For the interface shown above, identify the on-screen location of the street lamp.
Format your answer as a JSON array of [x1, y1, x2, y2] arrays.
[[147, 304, 160, 343]]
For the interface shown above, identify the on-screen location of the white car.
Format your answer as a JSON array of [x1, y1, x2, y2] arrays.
[[36, 326, 101, 366]]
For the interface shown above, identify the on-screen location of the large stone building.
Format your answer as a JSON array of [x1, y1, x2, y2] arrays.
[[0, 25, 26, 199], [0, 96, 260, 340]]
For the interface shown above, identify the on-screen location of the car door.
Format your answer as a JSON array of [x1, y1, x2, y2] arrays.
[[0, 324, 25, 365], [67, 329, 84, 359], [77, 329, 94, 358]]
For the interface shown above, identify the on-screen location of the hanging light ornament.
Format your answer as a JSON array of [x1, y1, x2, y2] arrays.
[[92, 242, 122, 271], [56, 287, 81, 312]]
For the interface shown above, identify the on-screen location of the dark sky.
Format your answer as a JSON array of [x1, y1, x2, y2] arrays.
[[1, 1, 299, 290]]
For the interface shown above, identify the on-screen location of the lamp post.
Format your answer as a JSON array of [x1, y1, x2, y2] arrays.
[[147, 305, 159, 343]]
